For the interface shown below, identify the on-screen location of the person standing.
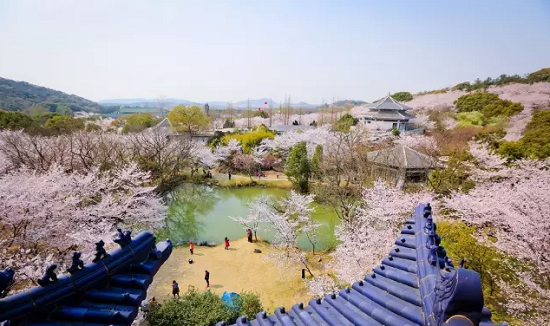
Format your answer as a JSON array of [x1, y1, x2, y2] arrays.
[[205, 270, 210, 288], [228, 170, 232, 180], [224, 237, 230, 250], [189, 241, 195, 255], [246, 229, 252, 243], [172, 280, 180, 298]]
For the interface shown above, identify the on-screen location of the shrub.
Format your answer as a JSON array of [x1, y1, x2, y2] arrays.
[[457, 111, 485, 126], [437, 220, 518, 322], [497, 109, 550, 159], [390, 91, 413, 102], [235, 291, 263, 321], [454, 92, 523, 126], [455, 92, 501, 113], [147, 290, 262, 326], [333, 113, 358, 132], [0, 110, 36, 130], [428, 150, 475, 196], [222, 126, 274, 153], [121, 113, 155, 134], [44, 115, 85, 134], [392, 127, 400, 136], [526, 67, 550, 83]]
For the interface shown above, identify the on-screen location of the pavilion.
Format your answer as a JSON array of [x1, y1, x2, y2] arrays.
[[352, 95, 416, 131], [366, 145, 442, 187]]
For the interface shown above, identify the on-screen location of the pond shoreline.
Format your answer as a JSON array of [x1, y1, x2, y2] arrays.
[[159, 183, 339, 251]]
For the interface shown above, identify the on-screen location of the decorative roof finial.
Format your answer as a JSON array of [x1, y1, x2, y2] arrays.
[[0, 267, 15, 298], [37, 264, 58, 287], [67, 251, 84, 274]]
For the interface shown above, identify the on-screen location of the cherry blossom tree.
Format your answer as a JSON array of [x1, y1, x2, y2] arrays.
[[236, 191, 320, 277], [0, 163, 167, 288], [229, 195, 271, 242], [232, 153, 257, 180], [443, 145, 550, 275], [306, 275, 341, 298], [331, 180, 430, 284], [395, 134, 439, 156], [259, 125, 335, 159]]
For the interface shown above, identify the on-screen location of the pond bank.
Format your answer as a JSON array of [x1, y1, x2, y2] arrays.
[[148, 238, 330, 312], [159, 184, 339, 250], [211, 171, 293, 189]]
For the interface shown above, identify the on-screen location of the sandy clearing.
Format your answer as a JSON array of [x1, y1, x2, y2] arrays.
[[148, 238, 326, 312]]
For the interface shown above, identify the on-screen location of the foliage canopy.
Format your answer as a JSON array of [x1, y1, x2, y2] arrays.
[[168, 105, 210, 135], [147, 290, 262, 326], [390, 91, 413, 102], [285, 142, 310, 193]]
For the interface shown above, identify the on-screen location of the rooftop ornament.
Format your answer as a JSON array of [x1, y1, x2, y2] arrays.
[[0, 268, 15, 298], [0, 231, 172, 326]]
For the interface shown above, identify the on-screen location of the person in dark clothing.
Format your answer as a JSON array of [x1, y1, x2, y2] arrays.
[[205, 270, 210, 288], [228, 170, 232, 180], [172, 280, 180, 298], [246, 229, 253, 243]]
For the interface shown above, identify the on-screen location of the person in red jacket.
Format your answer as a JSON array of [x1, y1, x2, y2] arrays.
[[224, 237, 230, 250], [189, 241, 195, 255]]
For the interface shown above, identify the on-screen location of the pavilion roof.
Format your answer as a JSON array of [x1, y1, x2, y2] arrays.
[[366, 95, 413, 111], [367, 145, 442, 169]]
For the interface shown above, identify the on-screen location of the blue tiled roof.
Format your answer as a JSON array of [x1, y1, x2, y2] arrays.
[[0, 232, 172, 326], [217, 204, 503, 326]]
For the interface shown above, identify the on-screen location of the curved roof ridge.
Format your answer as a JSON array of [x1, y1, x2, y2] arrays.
[[217, 204, 502, 326]]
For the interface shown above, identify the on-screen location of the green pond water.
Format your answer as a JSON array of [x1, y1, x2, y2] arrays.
[[158, 184, 339, 250]]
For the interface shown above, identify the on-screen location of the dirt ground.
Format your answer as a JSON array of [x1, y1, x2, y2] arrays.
[[148, 238, 327, 312]]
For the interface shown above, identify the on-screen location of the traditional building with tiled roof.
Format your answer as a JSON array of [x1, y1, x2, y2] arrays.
[[216, 204, 505, 326], [367, 145, 442, 187], [351, 96, 416, 131]]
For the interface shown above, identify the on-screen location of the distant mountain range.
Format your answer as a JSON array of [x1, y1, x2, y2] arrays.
[[0, 75, 342, 114], [98, 97, 320, 110], [0, 76, 101, 113]]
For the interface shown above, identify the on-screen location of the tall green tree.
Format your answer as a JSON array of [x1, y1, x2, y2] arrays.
[[285, 142, 310, 193], [333, 113, 358, 132], [168, 105, 210, 135], [311, 144, 323, 180]]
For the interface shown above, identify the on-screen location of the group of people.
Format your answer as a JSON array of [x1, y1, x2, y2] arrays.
[[169, 232, 258, 298]]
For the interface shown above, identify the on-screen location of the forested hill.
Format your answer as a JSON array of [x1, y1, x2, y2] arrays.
[[0, 76, 101, 113]]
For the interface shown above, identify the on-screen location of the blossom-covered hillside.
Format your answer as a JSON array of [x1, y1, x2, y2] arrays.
[[407, 82, 550, 140]]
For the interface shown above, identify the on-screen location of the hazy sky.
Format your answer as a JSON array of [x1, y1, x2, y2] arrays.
[[0, 0, 549, 103]]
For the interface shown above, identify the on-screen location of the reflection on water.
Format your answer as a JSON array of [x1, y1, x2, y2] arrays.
[[159, 184, 339, 250]]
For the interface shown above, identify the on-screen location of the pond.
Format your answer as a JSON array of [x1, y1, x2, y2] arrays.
[[158, 184, 340, 250]]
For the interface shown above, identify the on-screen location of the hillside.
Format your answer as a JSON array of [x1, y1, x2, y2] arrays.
[[0, 76, 100, 113], [407, 82, 550, 140]]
